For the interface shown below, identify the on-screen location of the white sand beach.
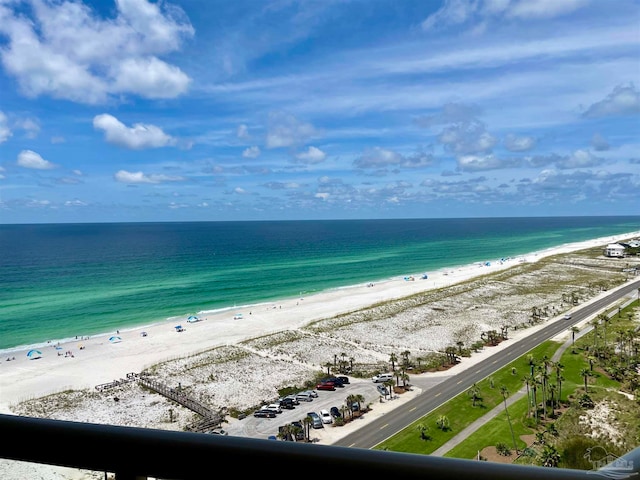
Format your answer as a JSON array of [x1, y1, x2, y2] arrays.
[[1, 232, 638, 411], [1, 232, 639, 480]]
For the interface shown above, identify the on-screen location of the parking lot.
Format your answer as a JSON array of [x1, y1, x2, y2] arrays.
[[224, 377, 384, 440]]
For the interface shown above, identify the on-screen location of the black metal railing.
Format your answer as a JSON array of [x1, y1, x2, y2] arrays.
[[1, 414, 638, 480]]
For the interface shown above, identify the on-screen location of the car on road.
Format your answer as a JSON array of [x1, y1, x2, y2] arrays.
[[330, 406, 341, 418], [316, 382, 335, 391], [307, 412, 324, 429], [320, 409, 333, 424], [563, 313, 572, 320]]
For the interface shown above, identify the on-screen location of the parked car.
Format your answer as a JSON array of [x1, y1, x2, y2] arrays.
[[316, 382, 335, 391], [306, 390, 318, 398], [279, 398, 295, 409], [209, 428, 228, 435], [372, 373, 393, 383], [296, 392, 313, 402], [330, 406, 341, 418], [322, 377, 344, 387], [264, 403, 282, 414], [284, 394, 300, 405], [254, 409, 276, 418], [337, 376, 350, 384], [307, 412, 324, 429], [320, 409, 333, 424], [377, 384, 388, 396]]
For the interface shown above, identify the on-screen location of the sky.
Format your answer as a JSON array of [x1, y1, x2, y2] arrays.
[[0, 0, 639, 224]]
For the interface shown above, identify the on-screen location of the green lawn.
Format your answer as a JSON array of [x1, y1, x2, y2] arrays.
[[376, 341, 561, 454]]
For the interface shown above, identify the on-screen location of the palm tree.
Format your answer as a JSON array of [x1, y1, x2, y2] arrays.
[[401, 350, 411, 368], [324, 361, 332, 375], [570, 326, 580, 348], [302, 416, 312, 441], [436, 415, 450, 431], [523, 375, 532, 418], [598, 313, 610, 347], [389, 353, 397, 372], [500, 385, 518, 454], [580, 368, 590, 393], [540, 444, 561, 467], [416, 423, 430, 440], [467, 383, 481, 407], [383, 379, 393, 398]]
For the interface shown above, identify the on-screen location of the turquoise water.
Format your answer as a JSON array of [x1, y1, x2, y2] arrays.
[[1, 216, 639, 352]]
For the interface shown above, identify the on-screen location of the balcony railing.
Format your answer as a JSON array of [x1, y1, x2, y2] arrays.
[[1, 414, 638, 480]]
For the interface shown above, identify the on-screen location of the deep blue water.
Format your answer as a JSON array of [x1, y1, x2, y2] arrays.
[[1, 216, 639, 352]]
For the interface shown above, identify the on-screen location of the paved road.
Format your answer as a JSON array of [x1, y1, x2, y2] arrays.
[[332, 278, 640, 449]]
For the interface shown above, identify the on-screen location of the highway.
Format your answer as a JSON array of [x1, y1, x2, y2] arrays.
[[332, 278, 640, 449]]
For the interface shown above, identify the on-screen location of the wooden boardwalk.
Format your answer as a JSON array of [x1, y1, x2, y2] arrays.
[[96, 372, 224, 433]]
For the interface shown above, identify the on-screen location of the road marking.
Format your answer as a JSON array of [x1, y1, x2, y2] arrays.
[[379, 424, 389, 430], [457, 380, 462, 384], [476, 369, 482, 374], [409, 406, 417, 412], [492, 360, 497, 364], [435, 392, 441, 397], [349, 443, 357, 448]]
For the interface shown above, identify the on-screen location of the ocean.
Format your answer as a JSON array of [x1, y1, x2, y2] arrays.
[[1, 216, 639, 353]]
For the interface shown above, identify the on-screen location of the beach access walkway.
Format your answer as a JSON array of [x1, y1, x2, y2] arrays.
[[97, 372, 225, 432]]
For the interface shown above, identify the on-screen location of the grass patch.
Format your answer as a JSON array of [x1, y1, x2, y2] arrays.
[[376, 341, 562, 454]]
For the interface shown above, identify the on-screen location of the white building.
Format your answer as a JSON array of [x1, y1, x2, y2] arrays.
[[603, 243, 625, 258]]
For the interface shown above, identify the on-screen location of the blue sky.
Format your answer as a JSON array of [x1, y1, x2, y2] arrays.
[[0, 0, 639, 224]]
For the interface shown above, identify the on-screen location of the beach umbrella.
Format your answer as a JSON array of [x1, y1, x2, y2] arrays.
[[109, 336, 122, 343], [27, 349, 42, 359], [187, 315, 200, 323]]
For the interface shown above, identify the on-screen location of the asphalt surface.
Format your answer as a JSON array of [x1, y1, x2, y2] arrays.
[[332, 277, 640, 449]]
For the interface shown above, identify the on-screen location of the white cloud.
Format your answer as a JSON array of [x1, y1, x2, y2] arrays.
[[243, 146, 261, 158], [583, 83, 640, 118], [590, 133, 610, 151], [422, 0, 588, 31], [0, 111, 11, 143], [457, 154, 519, 172], [111, 57, 190, 99], [114, 170, 185, 184], [237, 124, 250, 139], [295, 146, 326, 164], [506, 0, 589, 20], [504, 133, 536, 152], [266, 111, 316, 148], [93, 114, 177, 149], [0, 0, 193, 104], [557, 149, 603, 169], [17, 150, 56, 169]]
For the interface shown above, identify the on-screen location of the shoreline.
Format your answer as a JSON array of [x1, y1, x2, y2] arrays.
[[1, 231, 639, 413], [4, 230, 639, 357]]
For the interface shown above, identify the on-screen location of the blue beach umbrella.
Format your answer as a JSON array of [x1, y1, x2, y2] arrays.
[[109, 336, 122, 343], [27, 349, 42, 359]]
